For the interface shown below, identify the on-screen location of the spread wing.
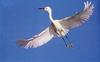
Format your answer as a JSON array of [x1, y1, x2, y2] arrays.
[[17, 24, 56, 48], [59, 1, 94, 29]]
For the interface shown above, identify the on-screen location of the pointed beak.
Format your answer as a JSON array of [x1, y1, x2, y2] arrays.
[[38, 8, 44, 10]]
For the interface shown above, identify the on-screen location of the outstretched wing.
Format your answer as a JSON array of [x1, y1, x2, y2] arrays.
[[17, 24, 56, 48], [59, 1, 94, 29]]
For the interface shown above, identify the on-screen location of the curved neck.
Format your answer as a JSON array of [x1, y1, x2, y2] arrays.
[[48, 10, 54, 23]]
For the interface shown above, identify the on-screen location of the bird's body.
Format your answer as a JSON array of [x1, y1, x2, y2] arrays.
[[52, 20, 68, 36], [17, 1, 94, 48]]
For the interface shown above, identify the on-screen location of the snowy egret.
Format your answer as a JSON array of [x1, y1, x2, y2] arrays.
[[17, 1, 94, 48]]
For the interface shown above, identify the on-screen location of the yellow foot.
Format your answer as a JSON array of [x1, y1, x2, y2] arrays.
[[66, 43, 73, 48]]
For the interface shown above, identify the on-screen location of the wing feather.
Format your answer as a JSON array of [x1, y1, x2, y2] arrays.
[[17, 24, 56, 48], [59, 1, 94, 29]]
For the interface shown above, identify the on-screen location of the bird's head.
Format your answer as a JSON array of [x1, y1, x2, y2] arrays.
[[38, 6, 52, 13]]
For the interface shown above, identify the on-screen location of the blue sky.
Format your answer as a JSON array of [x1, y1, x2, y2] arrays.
[[0, 0, 99, 62]]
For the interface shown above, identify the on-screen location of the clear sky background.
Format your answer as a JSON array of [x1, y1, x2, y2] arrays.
[[0, 0, 99, 62]]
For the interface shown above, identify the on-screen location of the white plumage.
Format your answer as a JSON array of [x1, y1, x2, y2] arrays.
[[17, 1, 94, 48]]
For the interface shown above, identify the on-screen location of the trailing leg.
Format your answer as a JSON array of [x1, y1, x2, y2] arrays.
[[65, 35, 73, 48], [61, 37, 67, 47]]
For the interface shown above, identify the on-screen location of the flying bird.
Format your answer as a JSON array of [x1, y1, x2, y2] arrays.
[[17, 1, 94, 48]]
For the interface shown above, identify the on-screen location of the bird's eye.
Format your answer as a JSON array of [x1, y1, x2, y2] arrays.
[[45, 8, 48, 10]]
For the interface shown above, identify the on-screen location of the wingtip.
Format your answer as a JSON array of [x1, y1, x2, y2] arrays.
[[84, 1, 94, 10], [17, 39, 29, 48]]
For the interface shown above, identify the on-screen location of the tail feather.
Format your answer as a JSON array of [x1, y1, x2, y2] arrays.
[[17, 39, 29, 47]]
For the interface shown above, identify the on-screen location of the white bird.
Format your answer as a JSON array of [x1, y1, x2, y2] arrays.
[[17, 1, 94, 48]]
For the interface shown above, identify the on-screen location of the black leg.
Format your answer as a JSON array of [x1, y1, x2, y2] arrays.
[[65, 35, 71, 44], [65, 35, 73, 48], [61, 37, 67, 47]]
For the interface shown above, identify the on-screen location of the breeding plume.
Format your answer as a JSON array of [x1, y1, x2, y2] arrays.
[[17, 1, 94, 48]]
